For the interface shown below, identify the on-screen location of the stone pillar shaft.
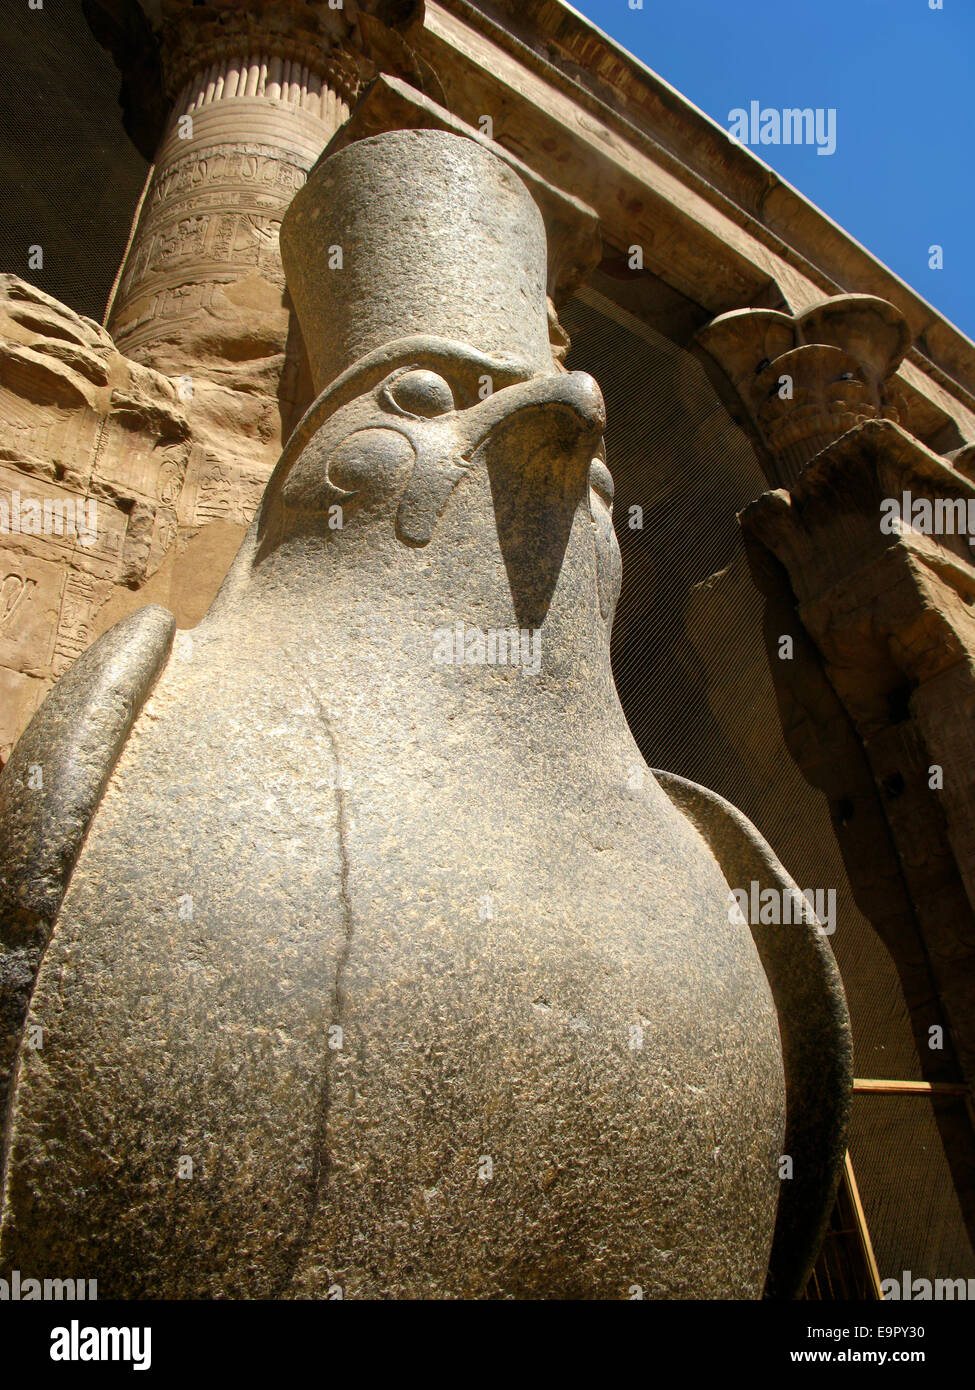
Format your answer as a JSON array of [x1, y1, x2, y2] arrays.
[[107, 53, 350, 365]]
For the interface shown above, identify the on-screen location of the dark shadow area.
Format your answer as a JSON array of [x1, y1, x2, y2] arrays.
[[0, 0, 148, 322]]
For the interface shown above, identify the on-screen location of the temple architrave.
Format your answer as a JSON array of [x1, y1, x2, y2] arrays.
[[2, 0, 974, 1295]]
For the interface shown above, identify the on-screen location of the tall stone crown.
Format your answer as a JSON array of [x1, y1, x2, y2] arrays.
[[279, 128, 556, 393]]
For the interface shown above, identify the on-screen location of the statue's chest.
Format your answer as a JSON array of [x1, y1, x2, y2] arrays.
[[2, 711, 785, 1297]]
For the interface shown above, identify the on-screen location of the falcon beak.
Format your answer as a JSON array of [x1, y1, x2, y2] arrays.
[[455, 371, 608, 629], [393, 371, 605, 549], [459, 371, 606, 462]]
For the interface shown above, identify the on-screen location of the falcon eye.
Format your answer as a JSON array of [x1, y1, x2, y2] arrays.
[[386, 369, 455, 418], [589, 458, 615, 510]]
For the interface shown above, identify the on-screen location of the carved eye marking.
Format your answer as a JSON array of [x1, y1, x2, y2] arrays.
[[326, 428, 415, 495], [589, 457, 615, 512], [384, 369, 455, 419]]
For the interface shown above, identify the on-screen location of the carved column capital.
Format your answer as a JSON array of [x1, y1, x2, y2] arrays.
[[695, 294, 912, 488], [84, 0, 433, 159]]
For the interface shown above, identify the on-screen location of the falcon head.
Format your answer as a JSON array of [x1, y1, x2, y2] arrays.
[[256, 337, 621, 628]]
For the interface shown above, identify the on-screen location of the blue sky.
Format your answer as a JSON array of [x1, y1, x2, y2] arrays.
[[568, 0, 974, 341]]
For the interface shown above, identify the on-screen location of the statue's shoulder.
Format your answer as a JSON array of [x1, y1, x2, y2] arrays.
[[0, 605, 174, 1112], [654, 767, 853, 1300], [1, 604, 175, 933]]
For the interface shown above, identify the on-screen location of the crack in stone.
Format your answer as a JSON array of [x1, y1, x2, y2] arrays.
[[272, 659, 355, 1296]]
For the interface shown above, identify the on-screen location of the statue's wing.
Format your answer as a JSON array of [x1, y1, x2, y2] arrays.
[[653, 768, 853, 1299], [0, 605, 175, 1129]]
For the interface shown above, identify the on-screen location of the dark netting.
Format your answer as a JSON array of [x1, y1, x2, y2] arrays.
[[563, 283, 975, 1283], [850, 1094, 975, 1284]]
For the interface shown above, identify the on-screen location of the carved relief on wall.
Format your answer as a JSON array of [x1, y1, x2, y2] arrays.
[[0, 273, 277, 764]]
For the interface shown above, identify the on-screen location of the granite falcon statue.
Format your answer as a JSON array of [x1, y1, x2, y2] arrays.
[[0, 128, 851, 1299]]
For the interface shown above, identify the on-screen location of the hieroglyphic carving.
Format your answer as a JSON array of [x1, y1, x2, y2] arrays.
[[157, 454, 186, 507], [144, 147, 309, 211], [110, 128, 328, 360], [0, 553, 64, 676], [194, 457, 234, 525], [154, 215, 211, 267], [0, 574, 37, 631], [116, 144, 310, 316], [52, 570, 102, 676]]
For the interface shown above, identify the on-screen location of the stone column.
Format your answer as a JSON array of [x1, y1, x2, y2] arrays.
[[703, 293, 975, 1078], [75, 2, 416, 650], [106, 52, 352, 373], [698, 296, 975, 1020], [741, 422, 975, 1087], [692, 293, 975, 1238], [81, 4, 444, 614], [89, 1, 435, 386]]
